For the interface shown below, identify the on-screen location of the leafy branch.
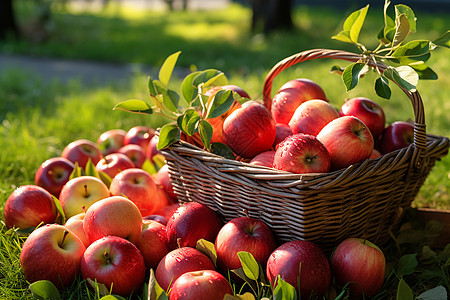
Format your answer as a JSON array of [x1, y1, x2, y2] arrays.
[[331, 0, 449, 99], [113, 52, 242, 152]]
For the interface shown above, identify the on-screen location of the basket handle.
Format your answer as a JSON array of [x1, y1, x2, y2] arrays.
[[262, 48, 427, 170]]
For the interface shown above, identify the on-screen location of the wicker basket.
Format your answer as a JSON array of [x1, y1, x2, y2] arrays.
[[160, 49, 449, 254]]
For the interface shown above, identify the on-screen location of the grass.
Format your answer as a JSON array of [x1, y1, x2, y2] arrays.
[[0, 1, 449, 299]]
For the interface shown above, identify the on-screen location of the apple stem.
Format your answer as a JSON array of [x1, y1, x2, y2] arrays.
[[104, 251, 111, 264], [243, 209, 249, 218], [59, 230, 69, 247], [177, 238, 182, 249], [84, 185, 89, 197]]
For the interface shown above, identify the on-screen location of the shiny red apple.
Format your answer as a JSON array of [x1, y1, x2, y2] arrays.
[[339, 97, 386, 140], [134, 219, 169, 270], [223, 100, 276, 158], [271, 78, 327, 125], [118, 144, 147, 168], [249, 150, 275, 168], [4, 185, 57, 229], [61, 139, 103, 170], [266, 240, 331, 299], [166, 201, 223, 250], [123, 126, 155, 153], [273, 133, 331, 174], [95, 152, 135, 179], [317, 116, 374, 170], [380, 121, 414, 154], [96, 129, 127, 156], [34, 157, 75, 198], [155, 164, 177, 203], [273, 123, 293, 148]]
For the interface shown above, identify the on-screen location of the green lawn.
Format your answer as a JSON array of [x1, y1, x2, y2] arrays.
[[0, 2, 449, 299]]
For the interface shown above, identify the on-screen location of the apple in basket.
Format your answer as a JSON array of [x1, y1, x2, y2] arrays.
[[379, 121, 414, 154], [330, 238, 386, 298], [249, 150, 276, 168], [288, 99, 339, 136], [273, 133, 331, 174], [339, 97, 386, 141], [4, 185, 58, 230], [266, 240, 331, 299], [62, 139, 103, 170], [223, 100, 276, 158], [96, 128, 127, 156], [169, 270, 233, 300], [20, 224, 86, 289], [271, 78, 327, 125], [317, 116, 374, 170], [155, 247, 216, 291], [34, 156, 75, 198], [273, 123, 293, 148]]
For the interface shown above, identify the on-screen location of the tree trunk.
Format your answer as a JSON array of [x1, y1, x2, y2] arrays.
[[251, 0, 293, 34], [0, 0, 19, 39]]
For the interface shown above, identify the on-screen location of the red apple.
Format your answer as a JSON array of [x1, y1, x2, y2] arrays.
[[34, 157, 75, 198], [155, 164, 177, 203], [153, 203, 181, 221], [249, 150, 275, 168], [273, 133, 331, 174], [20, 224, 86, 289], [4, 185, 57, 229], [62, 139, 103, 170], [316, 116, 374, 170], [109, 168, 165, 217], [271, 78, 327, 125], [223, 101, 276, 158], [135, 219, 169, 270], [155, 247, 216, 291], [64, 212, 89, 247], [266, 240, 331, 299], [59, 175, 110, 219], [370, 149, 382, 159], [169, 270, 233, 300], [339, 97, 386, 140], [83, 196, 142, 245], [146, 135, 162, 164], [288, 99, 339, 136], [118, 144, 147, 168], [330, 238, 386, 297], [273, 123, 293, 148], [215, 216, 277, 273], [380, 121, 414, 154], [95, 153, 135, 179], [166, 202, 223, 250], [81, 236, 146, 297], [123, 126, 155, 153], [143, 214, 168, 226], [96, 129, 127, 156]]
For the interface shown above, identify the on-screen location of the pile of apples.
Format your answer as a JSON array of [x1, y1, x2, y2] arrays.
[[208, 78, 414, 174]]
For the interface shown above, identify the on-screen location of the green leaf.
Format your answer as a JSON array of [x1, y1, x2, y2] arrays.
[[148, 268, 168, 300], [332, 4, 369, 44], [29, 280, 61, 300], [84, 158, 100, 178], [379, 0, 396, 44], [113, 99, 153, 115], [100, 295, 127, 300], [52, 196, 65, 225], [196, 239, 218, 267], [69, 162, 85, 180], [391, 40, 432, 63], [392, 13, 410, 48], [273, 276, 297, 300], [152, 154, 166, 170], [433, 30, 450, 48], [192, 69, 227, 88], [153, 81, 179, 113], [330, 65, 344, 75], [177, 109, 200, 136], [375, 75, 392, 99], [141, 159, 157, 175], [198, 120, 213, 150], [342, 62, 366, 91], [231, 268, 258, 292], [148, 76, 158, 97], [395, 4, 416, 33], [397, 253, 418, 276], [159, 51, 181, 86], [237, 251, 260, 281], [181, 71, 201, 104], [224, 293, 255, 300], [98, 171, 112, 188], [397, 277, 414, 300], [417, 286, 447, 300], [439, 243, 450, 264], [205, 89, 235, 119], [157, 124, 179, 150], [384, 66, 419, 92], [210, 142, 235, 160]]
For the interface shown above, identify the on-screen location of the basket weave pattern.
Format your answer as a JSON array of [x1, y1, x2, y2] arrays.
[[161, 49, 449, 253]]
